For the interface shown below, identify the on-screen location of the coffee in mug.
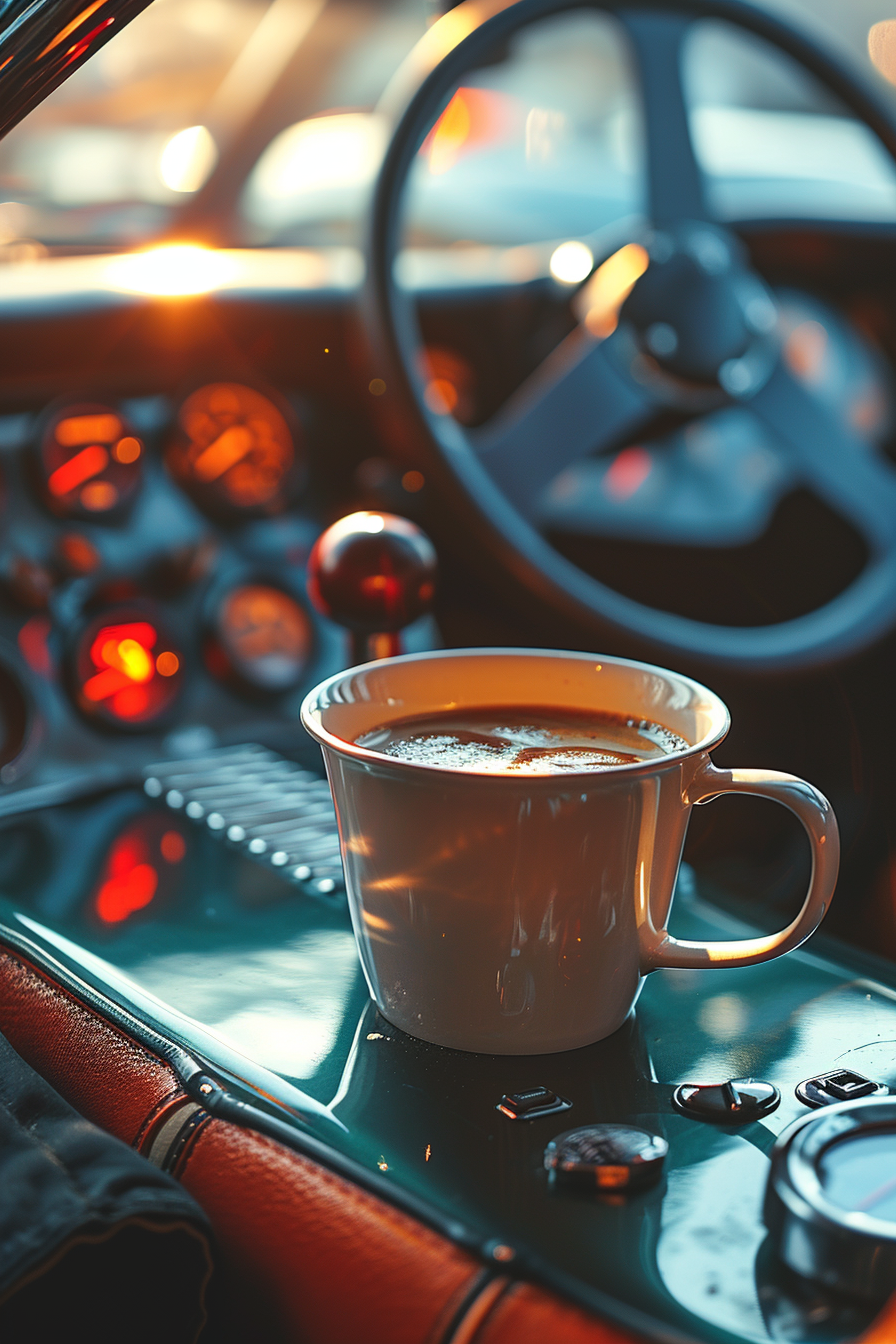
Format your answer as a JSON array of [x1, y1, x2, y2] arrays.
[[302, 649, 838, 1055]]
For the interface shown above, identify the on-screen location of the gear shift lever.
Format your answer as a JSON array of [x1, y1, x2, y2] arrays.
[[307, 511, 437, 665]]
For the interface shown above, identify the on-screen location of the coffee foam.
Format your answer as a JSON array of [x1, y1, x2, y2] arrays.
[[357, 707, 688, 775]]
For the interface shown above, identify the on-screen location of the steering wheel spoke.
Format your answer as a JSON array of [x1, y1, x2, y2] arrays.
[[619, 10, 707, 225], [749, 361, 896, 558], [471, 327, 656, 516]]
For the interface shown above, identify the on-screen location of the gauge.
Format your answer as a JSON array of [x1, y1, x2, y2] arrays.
[[765, 1096, 896, 1301], [206, 583, 312, 692], [167, 382, 297, 517], [71, 607, 183, 727], [36, 402, 142, 518], [91, 811, 189, 926]]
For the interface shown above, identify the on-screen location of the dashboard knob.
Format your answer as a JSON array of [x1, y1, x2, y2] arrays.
[[544, 1124, 668, 1193], [765, 1096, 896, 1301], [673, 1077, 781, 1123], [307, 511, 436, 664]]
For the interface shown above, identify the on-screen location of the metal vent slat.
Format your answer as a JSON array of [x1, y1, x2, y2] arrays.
[[143, 746, 344, 899]]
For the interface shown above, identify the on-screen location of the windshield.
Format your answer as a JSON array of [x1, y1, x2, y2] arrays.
[[0, 0, 429, 252], [0, 0, 893, 255]]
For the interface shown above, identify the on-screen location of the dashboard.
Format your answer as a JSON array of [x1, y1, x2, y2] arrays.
[[2, 222, 896, 1344], [10, 1, 896, 1339], [0, 256, 366, 803], [2, 231, 896, 938]]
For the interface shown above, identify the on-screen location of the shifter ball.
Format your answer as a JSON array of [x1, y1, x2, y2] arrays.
[[307, 511, 437, 635]]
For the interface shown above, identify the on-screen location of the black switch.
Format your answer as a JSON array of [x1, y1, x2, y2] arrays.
[[821, 1070, 877, 1100], [796, 1069, 887, 1109], [497, 1086, 571, 1120], [672, 1077, 780, 1123]]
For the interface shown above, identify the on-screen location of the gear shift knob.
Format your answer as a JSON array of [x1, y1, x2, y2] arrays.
[[307, 511, 437, 664]]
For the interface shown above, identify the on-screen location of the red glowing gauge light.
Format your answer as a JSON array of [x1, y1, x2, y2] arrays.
[[72, 608, 183, 727], [92, 812, 189, 926], [167, 383, 298, 517], [37, 402, 143, 519], [207, 583, 312, 692]]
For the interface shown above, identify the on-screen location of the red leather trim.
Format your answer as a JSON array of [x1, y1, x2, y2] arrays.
[[135, 1089, 195, 1155], [445, 1276, 509, 1344], [0, 943, 658, 1344], [178, 1119, 482, 1344], [467, 1281, 645, 1344], [0, 948, 183, 1145]]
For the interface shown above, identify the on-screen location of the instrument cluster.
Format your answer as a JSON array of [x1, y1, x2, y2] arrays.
[[0, 379, 344, 801], [36, 381, 301, 524]]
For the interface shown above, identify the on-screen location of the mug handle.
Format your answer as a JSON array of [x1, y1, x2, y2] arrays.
[[643, 762, 839, 971]]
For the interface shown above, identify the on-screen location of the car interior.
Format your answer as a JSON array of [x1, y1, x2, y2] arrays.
[[5, 0, 896, 1340]]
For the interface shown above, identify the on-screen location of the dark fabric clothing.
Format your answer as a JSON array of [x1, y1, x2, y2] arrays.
[[0, 1028, 212, 1342]]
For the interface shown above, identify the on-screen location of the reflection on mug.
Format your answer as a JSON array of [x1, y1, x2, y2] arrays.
[[497, 959, 536, 1017]]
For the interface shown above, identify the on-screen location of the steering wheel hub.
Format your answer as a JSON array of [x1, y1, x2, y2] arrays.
[[622, 222, 777, 386]]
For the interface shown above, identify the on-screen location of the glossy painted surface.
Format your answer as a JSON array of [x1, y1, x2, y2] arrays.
[[303, 649, 837, 1052], [0, 788, 892, 1342]]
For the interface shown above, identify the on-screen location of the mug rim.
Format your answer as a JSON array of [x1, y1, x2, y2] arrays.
[[301, 647, 731, 781]]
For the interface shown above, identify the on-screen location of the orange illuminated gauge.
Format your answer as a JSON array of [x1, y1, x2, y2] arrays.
[[91, 812, 189, 927], [37, 402, 143, 519], [167, 383, 297, 517], [72, 608, 183, 727], [207, 583, 312, 692]]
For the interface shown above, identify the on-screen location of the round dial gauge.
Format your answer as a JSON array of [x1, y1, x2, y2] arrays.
[[167, 383, 297, 516], [208, 583, 312, 692], [37, 403, 142, 518], [765, 1096, 896, 1301], [72, 608, 183, 727]]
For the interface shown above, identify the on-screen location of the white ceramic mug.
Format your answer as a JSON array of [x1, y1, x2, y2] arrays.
[[302, 649, 839, 1055]]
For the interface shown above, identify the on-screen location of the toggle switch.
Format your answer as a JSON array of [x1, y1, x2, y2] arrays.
[[795, 1069, 888, 1109], [672, 1077, 780, 1123], [497, 1086, 571, 1121]]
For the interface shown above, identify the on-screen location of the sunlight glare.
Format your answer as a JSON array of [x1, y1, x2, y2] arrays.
[[577, 242, 650, 337], [549, 240, 594, 285], [252, 113, 386, 200], [104, 245, 239, 296], [159, 126, 218, 193], [870, 20, 896, 85]]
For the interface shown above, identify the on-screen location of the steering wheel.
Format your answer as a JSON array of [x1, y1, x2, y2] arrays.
[[362, 0, 896, 673]]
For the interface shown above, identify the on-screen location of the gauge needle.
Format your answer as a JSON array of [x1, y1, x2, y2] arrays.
[[48, 443, 108, 496], [856, 1173, 896, 1213], [82, 667, 135, 702], [194, 425, 254, 482]]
